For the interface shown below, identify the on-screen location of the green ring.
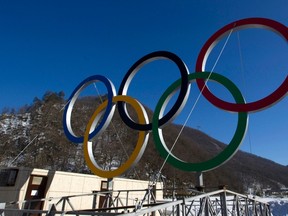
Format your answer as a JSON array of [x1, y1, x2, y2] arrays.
[[152, 72, 248, 172]]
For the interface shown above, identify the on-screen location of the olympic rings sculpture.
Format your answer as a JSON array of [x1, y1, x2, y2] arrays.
[[63, 18, 287, 178]]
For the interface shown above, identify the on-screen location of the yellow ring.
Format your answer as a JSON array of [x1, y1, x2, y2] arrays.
[[83, 95, 149, 178]]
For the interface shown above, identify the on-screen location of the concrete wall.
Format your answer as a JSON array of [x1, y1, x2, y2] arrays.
[[43, 169, 102, 210]]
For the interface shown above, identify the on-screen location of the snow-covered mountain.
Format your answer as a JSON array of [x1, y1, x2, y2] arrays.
[[1, 91, 288, 196]]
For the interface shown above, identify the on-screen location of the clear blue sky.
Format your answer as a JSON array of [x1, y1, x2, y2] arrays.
[[0, 0, 287, 166]]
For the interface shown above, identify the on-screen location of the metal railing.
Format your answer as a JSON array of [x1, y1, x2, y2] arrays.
[[0, 188, 271, 216]]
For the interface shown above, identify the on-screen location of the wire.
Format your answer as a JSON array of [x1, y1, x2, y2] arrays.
[[60, 99, 70, 112], [9, 94, 67, 167], [237, 32, 253, 154], [92, 83, 145, 185], [8, 135, 38, 167], [158, 28, 234, 175]]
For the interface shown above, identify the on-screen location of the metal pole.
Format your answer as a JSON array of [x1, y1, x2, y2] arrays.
[[196, 172, 204, 192], [107, 178, 113, 209], [219, 190, 228, 216]]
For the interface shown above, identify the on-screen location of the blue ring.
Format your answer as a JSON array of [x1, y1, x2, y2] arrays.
[[63, 75, 116, 143]]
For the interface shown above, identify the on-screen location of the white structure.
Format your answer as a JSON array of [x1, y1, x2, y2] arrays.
[[0, 167, 163, 214]]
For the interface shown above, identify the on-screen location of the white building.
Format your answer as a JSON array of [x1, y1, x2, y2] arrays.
[[0, 167, 163, 214]]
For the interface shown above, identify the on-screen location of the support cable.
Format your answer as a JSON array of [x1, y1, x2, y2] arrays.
[[8, 96, 66, 167], [9, 135, 38, 167], [237, 32, 253, 154], [92, 83, 144, 183], [157, 29, 234, 175]]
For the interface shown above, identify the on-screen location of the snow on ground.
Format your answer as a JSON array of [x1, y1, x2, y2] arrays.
[[162, 196, 288, 216], [260, 197, 288, 216]]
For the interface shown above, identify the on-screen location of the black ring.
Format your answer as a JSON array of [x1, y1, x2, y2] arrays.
[[118, 51, 190, 131]]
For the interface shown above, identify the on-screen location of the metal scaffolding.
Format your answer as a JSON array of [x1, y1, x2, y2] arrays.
[[0, 188, 271, 216]]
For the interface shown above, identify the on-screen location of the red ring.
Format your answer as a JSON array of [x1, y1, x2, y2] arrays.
[[196, 17, 288, 112]]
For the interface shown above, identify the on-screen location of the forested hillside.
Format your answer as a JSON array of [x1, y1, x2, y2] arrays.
[[1, 91, 288, 195]]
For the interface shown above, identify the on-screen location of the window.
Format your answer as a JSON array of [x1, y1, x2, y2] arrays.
[[32, 176, 43, 185], [0, 168, 18, 186]]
